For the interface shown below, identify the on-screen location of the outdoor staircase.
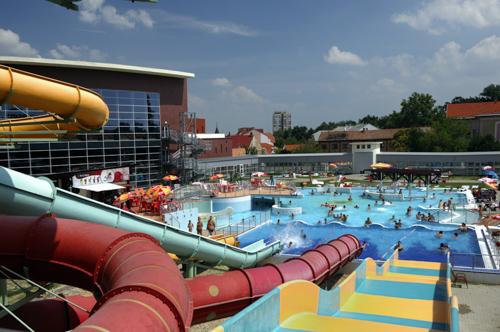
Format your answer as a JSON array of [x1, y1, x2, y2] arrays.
[[278, 259, 451, 332], [216, 251, 459, 332]]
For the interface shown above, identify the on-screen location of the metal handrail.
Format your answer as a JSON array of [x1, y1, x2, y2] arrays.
[[216, 210, 271, 237], [449, 252, 500, 271]]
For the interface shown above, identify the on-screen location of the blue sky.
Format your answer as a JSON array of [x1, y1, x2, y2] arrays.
[[2, 0, 500, 132]]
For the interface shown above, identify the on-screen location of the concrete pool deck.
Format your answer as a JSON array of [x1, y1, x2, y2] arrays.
[[453, 283, 500, 332]]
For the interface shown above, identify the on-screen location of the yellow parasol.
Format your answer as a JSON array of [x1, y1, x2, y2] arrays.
[[118, 193, 130, 202], [370, 162, 393, 169]]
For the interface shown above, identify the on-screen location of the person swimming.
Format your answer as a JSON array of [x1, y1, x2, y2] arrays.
[[439, 243, 449, 252], [395, 220, 402, 229], [300, 230, 307, 240], [364, 217, 372, 227], [436, 230, 443, 238], [394, 241, 404, 252]]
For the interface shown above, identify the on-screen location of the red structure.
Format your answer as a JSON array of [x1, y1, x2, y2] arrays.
[[195, 118, 206, 133], [198, 137, 233, 159], [0, 215, 362, 331], [187, 234, 362, 323], [0, 215, 192, 332]]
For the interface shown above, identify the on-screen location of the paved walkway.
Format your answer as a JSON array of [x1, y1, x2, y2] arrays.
[[215, 187, 295, 198], [453, 284, 500, 332]]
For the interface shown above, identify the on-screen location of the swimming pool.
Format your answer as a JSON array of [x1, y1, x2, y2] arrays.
[[214, 186, 482, 266], [269, 187, 477, 227], [237, 222, 483, 267]]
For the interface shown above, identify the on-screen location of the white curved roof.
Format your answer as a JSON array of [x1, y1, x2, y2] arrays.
[[0, 56, 195, 79]]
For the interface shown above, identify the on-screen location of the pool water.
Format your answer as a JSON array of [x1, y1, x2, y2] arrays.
[[237, 222, 483, 267], [221, 187, 483, 266], [271, 187, 476, 227]]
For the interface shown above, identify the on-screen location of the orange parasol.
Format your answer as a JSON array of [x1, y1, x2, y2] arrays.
[[163, 175, 179, 181], [134, 187, 145, 197], [210, 174, 224, 181]]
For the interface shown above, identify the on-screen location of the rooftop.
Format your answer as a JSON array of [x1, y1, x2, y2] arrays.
[[318, 128, 402, 141], [196, 133, 226, 139], [0, 56, 195, 79], [447, 101, 500, 118]]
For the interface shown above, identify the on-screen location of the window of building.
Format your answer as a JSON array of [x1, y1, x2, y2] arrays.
[[0, 88, 162, 187]]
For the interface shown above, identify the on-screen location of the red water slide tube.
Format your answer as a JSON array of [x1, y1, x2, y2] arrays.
[[187, 234, 362, 324], [0, 215, 362, 330], [0, 214, 193, 332]]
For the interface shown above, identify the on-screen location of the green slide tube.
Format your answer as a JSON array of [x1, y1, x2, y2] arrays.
[[0, 167, 281, 268]]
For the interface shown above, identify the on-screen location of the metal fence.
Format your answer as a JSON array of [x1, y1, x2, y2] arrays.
[[450, 252, 500, 271], [217, 210, 271, 237], [429, 209, 479, 224]]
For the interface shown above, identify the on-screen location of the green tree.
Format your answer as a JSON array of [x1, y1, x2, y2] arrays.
[[246, 146, 258, 155], [392, 128, 426, 151], [468, 134, 500, 151], [421, 118, 469, 152], [358, 115, 381, 127], [392, 119, 470, 152], [292, 140, 322, 153], [480, 84, 500, 101], [273, 126, 314, 148], [315, 120, 356, 131], [398, 92, 442, 128]]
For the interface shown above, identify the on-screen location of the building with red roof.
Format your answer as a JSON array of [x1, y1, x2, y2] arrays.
[[447, 102, 500, 141]]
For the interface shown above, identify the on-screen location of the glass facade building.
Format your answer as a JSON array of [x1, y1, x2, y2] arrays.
[[0, 88, 162, 188]]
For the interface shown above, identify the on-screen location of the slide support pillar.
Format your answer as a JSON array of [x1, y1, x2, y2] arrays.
[[184, 262, 197, 278], [0, 279, 7, 305]]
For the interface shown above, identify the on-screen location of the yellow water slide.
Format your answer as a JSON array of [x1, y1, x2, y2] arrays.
[[0, 64, 109, 140]]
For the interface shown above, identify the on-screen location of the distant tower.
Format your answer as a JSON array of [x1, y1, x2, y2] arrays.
[[272, 111, 291, 132], [215, 122, 220, 134]]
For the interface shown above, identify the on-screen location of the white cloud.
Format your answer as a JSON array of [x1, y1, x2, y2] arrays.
[[222, 85, 264, 104], [212, 77, 232, 87], [158, 11, 256, 37], [49, 43, 107, 61], [79, 0, 154, 29], [127, 9, 154, 28], [324, 46, 366, 66], [189, 94, 207, 110], [0, 28, 39, 57], [465, 35, 500, 60], [392, 0, 500, 34]]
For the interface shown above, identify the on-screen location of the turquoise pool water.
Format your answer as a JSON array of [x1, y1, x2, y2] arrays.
[[273, 187, 475, 227], [224, 187, 482, 266]]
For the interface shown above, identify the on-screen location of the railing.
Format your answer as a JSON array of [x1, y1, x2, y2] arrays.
[[172, 184, 212, 200], [450, 252, 500, 271], [216, 210, 271, 237], [429, 208, 479, 224], [214, 184, 297, 198]]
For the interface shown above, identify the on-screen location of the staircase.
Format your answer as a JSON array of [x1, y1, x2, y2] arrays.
[[215, 251, 459, 332]]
